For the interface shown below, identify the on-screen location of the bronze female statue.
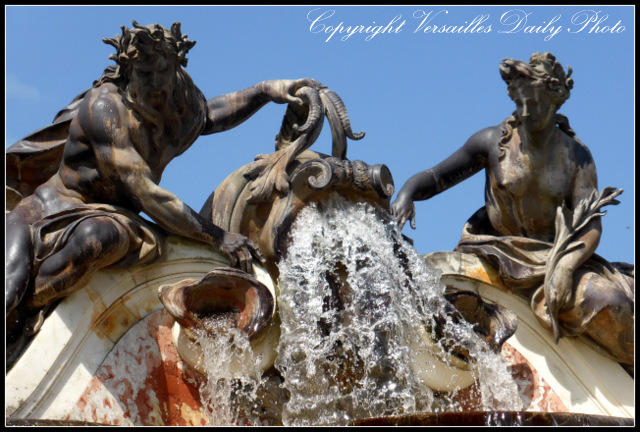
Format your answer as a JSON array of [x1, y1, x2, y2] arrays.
[[391, 53, 633, 367]]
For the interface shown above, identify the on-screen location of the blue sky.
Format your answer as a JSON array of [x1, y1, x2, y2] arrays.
[[5, 5, 635, 264]]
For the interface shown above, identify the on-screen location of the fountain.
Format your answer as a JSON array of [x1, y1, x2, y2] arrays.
[[5, 24, 634, 426], [146, 85, 523, 425], [6, 84, 632, 426]]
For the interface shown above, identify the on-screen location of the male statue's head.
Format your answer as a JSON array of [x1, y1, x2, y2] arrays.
[[96, 21, 200, 143], [100, 21, 196, 107]]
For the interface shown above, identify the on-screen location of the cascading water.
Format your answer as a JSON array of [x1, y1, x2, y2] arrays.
[[194, 323, 267, 426], [194, 193, 522, 426], [275, 194, 522, 425]]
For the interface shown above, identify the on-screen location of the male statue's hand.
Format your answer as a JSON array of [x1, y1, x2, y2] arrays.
[[220, 231, 265, 274], [390, 195, 417, 230], [261, 78, 324, 106]]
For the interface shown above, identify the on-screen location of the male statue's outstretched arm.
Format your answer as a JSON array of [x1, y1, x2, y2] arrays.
[[202, 79, 322, 135]]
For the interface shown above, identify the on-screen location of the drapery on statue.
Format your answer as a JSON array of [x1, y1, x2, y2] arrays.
[[5, 21, 320, 361], [390, 53, 634, 368]]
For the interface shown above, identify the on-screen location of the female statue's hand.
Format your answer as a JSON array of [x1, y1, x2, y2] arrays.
[[547, 266, 574, 310], [390, 195, 417, 230], [543, 264, 574, 341]]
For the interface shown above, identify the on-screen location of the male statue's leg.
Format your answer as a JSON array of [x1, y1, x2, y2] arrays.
[[6, 205, 38, 315], [26, 216, 131, 310], [6, 202, 42, 363]]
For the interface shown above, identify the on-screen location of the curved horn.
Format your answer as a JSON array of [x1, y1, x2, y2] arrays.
[[320, 88, 365, 141], [293, 86, 324, 135], [276, 86, 324, 151], [320, 91, 347, 159]]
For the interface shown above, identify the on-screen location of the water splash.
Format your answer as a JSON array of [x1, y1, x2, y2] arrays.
[[194, 322, 267, 426], [275, 194, 521, 425]]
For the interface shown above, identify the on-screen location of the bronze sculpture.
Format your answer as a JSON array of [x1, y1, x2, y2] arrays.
[[391, 52, 633, 368], [5, 21, 319, 361]]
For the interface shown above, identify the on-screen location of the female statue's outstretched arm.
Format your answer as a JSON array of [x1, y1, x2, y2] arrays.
[[391, 126, 500, 229]]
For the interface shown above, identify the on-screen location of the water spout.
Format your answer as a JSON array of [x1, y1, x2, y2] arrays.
[[158, 266, 280, 377]]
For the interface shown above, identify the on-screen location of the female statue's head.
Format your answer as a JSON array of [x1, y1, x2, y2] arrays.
[[500, 52, 573, 112], [498, 53, 580, 155]]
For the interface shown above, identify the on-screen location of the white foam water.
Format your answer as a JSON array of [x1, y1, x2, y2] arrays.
[[194, 324, 266, 426], [275, 194, 521, 425], [196, 194, 521, 425]]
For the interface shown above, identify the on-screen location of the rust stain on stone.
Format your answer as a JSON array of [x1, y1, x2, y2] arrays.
[[467, 266, 494, 285], [442, 343, 567, 413], [69, 310, 209, 425], [501, 343, 567, 412]]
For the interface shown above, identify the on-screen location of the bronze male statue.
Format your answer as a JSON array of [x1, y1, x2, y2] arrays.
[[391, 53, 634, 367], [5, 21, 317, 358]]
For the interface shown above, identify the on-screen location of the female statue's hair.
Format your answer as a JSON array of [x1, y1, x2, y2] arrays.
[[498, 52, 581, 159], [500, 52, 573, 108]]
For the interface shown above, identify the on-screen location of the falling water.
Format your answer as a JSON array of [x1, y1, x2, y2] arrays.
[[194, 323, 267, 426], [275, 194, 522, 425]]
